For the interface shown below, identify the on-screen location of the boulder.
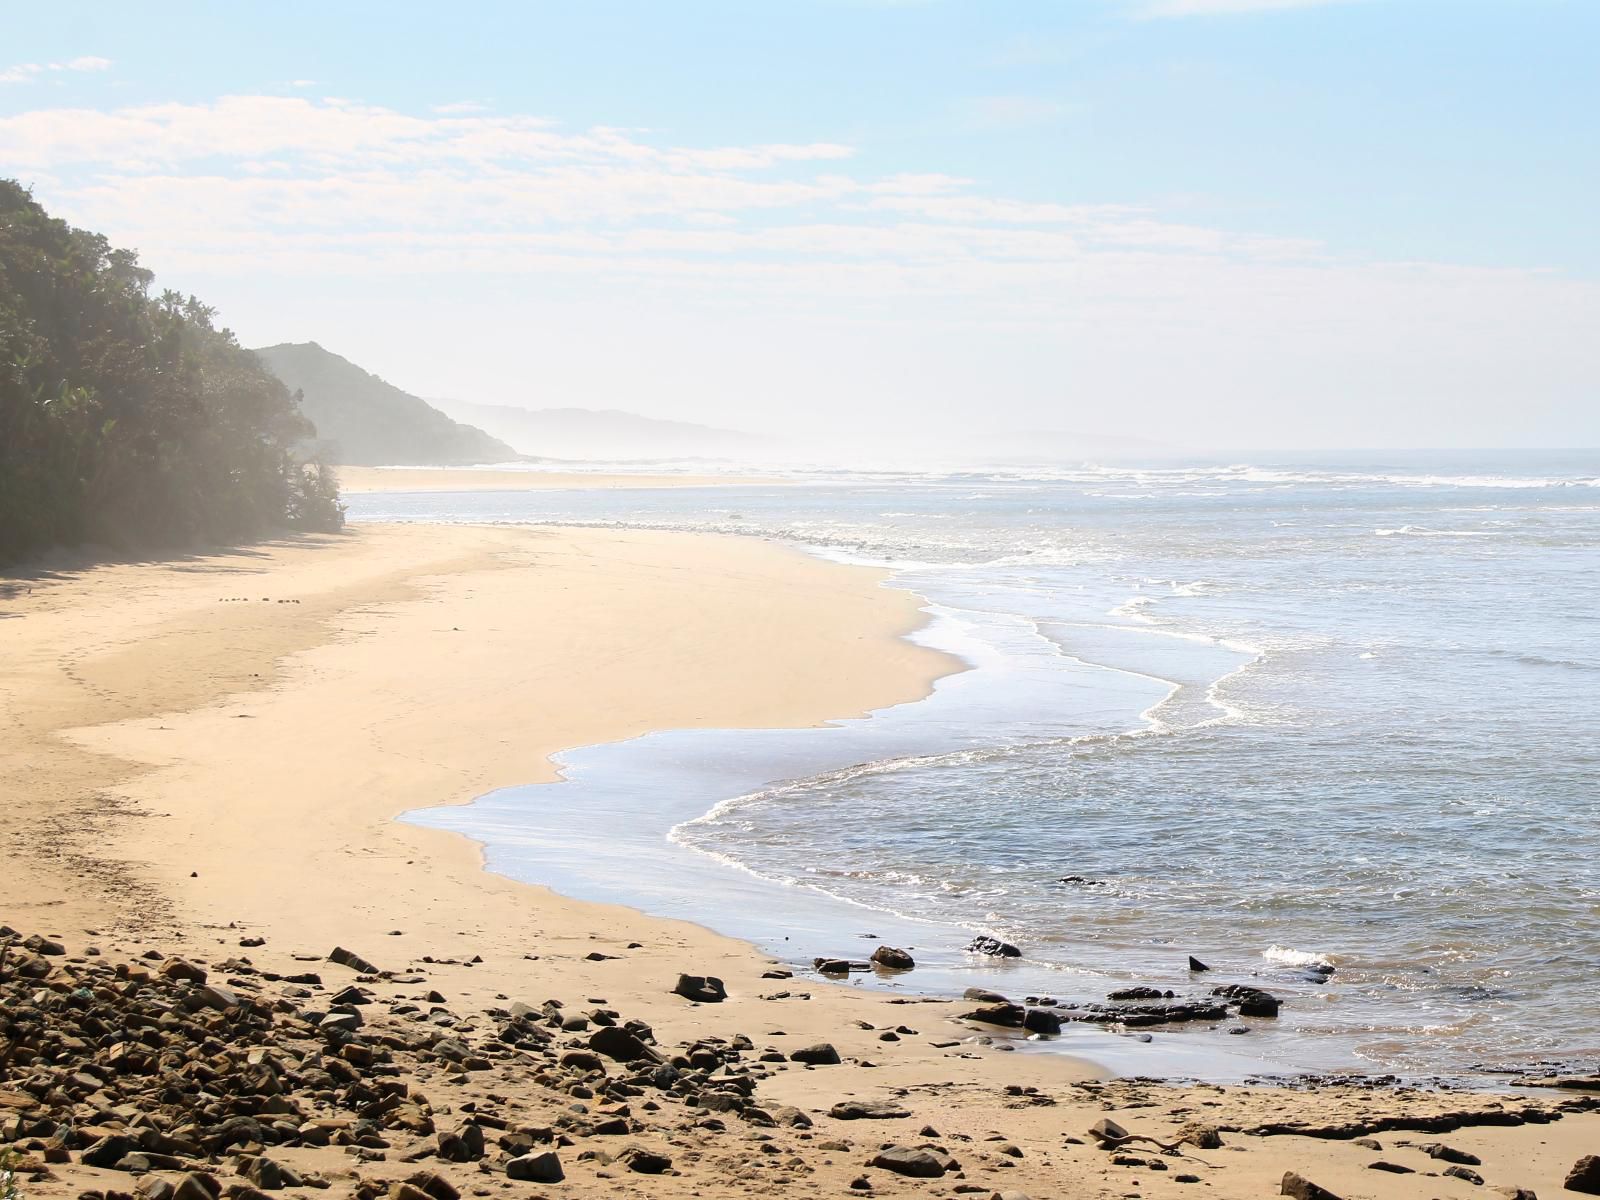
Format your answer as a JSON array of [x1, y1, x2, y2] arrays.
[[1567, 1155, 1600, 1195], [868, 1147, 949, 1178], [963, 1003, 1025, 1028], [870, 946, 915, 971], [159, 958, 207, 984], [589, 1025, 658, 1063], [617, 1145, 672, 1174], [963, 987, 1009, 1003], [505, 1152, 564, 1183], [1423, 1142, 1482, 1166], [1023, 1008, 1062, 1035], [789, 1043, 842, 1065], [672, 974, 727, 1003]]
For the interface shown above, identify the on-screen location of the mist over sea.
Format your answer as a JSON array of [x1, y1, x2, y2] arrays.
[[352, 451, 1600, 1080]]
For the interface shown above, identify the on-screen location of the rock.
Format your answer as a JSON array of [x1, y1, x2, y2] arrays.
[[790, 1043, 842, 1065], [963, 987, 1009, 1003], [1213, 983, 1281, 1017], [589, 1025, 659, 1063], [505, 1152, 564, 1183], [436, 1122, 485, 1162], [171, 1176, 218, 1200], [1444, 1165, 1485, 1185], [195, 984, 240, 1011], [560, 1050, 606, 1074], [328, 946, 381, 974], [81, 1135, 134, 1169], [1176, 1123, 1223, 1149], [1567, 1155, 1600, 1195], [963, 1004, 1024, 1028], [1188, 956, 1211, 972], [771, 1106, 813, 1128], [402, 1173, 458, 1200], [830, 1100, 911, 1120], [1280, 1172, 1341, 1200], [243, 1157, 300, 1191], [159, 958, 208, 984], [868, 1147, 949, 1178], [965, 936, 1021, 958], [815, 959, 857, 974], [1423, 1143, 1482, 1166], [1088, 1118, 1130, 1144], [1022, 1008, 1062, 1035], [1367, 1161, 1414, 1173], [672, 974, 727, 1003], [617, 1145, 672, 1174], [1495, 1189, 1537, 1200], [870, 946, 915, 971], [1108, 986, 1173, 1001]]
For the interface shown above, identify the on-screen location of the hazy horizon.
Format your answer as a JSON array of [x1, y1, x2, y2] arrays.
[[6, 0, 1597, 451]]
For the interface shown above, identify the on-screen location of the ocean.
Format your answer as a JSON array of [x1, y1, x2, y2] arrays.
[[349, 450, 1600, 1083]]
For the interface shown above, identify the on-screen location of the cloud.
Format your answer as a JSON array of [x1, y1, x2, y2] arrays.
[[7, 89, 1593, 435], [1, 55, 111, 83]]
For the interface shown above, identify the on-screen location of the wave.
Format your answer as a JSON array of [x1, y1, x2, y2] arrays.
[[1264, 945, 1337, 969], [1374, 525, 1500, 538]]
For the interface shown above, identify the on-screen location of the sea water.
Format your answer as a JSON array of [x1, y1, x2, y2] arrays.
[[351, 451, 1600, 1082]]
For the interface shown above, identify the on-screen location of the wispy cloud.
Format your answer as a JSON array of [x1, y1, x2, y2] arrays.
[[0, 55, 111, 84]]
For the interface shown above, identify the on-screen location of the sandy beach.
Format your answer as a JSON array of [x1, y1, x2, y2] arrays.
[[335, 467, 778, 493], [4, 520, 1598, 1200]]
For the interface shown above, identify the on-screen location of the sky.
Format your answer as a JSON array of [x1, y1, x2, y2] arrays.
[[3, 0, 1597, 451]]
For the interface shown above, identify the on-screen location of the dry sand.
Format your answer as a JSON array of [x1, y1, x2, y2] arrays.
[[3, 521, 1597, 1200], [336, 467, 776, 493]]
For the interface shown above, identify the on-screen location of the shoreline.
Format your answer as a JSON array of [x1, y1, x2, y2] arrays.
[[6, 519, 1599, 1199], [336, 465, 783, 493]]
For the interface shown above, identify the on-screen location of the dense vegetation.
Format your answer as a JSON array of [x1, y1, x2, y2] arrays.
[[0, 181, 343, 566], [255, 342, 516, 467]]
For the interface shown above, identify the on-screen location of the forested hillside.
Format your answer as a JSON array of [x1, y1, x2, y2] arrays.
[[0, 181, 343, 565], [254, 343, 517, 467]]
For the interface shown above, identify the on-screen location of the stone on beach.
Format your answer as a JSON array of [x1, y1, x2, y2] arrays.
[[870, 945, 915, 970], [505, 1151, 564, 1183], [673, 973, 727, 1003], [790, 1042, 842, 1065], [868, 1146, 953, 1178], [1567, 1155, 1600, 1195], [327, 945, 381, 974], [1280, 1171, 1341, 1200], [830, 1099, 911, 1120]]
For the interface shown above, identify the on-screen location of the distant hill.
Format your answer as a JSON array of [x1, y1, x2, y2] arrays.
[[254, 343, 517, 466], [429, 398, 763, 461]]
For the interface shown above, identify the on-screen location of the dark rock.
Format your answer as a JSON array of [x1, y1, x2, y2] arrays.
[[328, 946, 380, 974], [589, 1025, 659, 1063], [243, 1157, 300, 1191], [790, 1043, 842, 1065], [1423, 1142, 1482, 1166], [1280, 1172, 1340, 1200], [963, 1003, 1024, 1028], [505, 1152, 563, 1183], [81, 1136, 134, 1169], [965, 936, 1021, 958], [617, 1145, 672, 1174], [868, 1147, 948, 1178], [1567, 1155, 1600, 1195], [159, 958, 207, 984], [830, 1100, 910, 1120], [1444, 1165, 1484, 1185], [1188, 956, 1211, 972], [1022, 1008, 1062, 1035], [1213, 984, 1281, 1017], [1367, 1161, 1414, 1173], [402, 1174, 458, 1200], [870, 946, 915, 971], [672, 974, 727, 1003], [1176, 1123, 1223, 1149], [1108, 987, 1173, 1001], [436, 1122, 485, 1163], [963, 987, 1008, 1003]]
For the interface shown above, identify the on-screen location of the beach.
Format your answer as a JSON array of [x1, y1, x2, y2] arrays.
[[4, 517, 1599, 1200]]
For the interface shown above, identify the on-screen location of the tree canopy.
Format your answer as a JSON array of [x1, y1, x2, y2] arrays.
[[1, 180, 342, 566]]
